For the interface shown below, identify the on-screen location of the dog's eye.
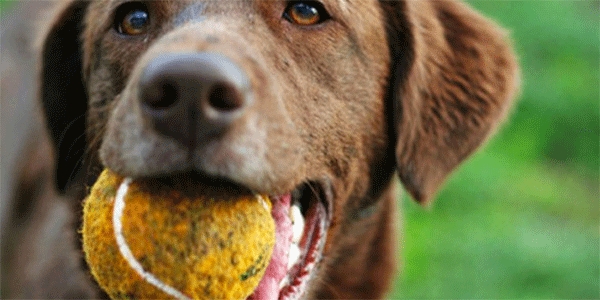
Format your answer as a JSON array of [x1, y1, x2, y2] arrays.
[[283, 1, 330, 26], [115, 3, 150, 36]]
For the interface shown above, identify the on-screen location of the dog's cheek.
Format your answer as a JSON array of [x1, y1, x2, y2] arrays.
[[88, 68, 118, 119], [302, 47, 389, 189], [86, 34, 157, 168], [86, 57, 129, 165], [85, 41, 136, 126]]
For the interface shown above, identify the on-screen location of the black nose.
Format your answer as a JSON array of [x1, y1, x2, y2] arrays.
[[139, 53, 251, 148]]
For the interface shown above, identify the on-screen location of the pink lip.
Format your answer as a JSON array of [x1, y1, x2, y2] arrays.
[[247, 189, 329, 300], [278, 200, 327, 300]]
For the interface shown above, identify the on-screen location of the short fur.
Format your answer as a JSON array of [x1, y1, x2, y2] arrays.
[[1, 0, 518, 298]]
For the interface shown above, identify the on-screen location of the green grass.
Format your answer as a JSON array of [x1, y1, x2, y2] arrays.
[[0, 0, 14, 11], [391, 1, 599, 298]]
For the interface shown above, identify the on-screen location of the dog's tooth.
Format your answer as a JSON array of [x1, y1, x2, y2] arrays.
[[291, 205, 304, 244], [290, 205, 295, 224], [288, 243, 301, 270], [290, 205, 301, 223]]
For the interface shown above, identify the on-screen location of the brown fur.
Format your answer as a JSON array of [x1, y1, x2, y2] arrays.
[[1, 0, 518, 298]]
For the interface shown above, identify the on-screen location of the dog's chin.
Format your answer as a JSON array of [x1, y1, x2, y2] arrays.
[[133, 172, 332, 300]]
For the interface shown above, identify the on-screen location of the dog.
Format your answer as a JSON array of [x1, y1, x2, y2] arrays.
[[0, 0, 519, 298]]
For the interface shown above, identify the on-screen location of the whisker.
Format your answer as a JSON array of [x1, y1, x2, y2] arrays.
[[55, 113, 86, 150]]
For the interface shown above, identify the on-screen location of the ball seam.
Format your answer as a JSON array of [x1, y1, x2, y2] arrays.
[[113, 177, 191, 300]]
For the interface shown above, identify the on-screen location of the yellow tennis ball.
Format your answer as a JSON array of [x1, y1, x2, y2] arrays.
[[82, 169, 275, 299]]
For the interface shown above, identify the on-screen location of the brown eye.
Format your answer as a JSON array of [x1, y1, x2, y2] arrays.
[[115, 4, 149, 36], [284, 2, 330, 26]]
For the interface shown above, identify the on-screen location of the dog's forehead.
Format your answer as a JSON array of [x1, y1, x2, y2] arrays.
[[167, 0, 370, 11], [83, 0, 388, 79], [94, 0, 382, 21], [178, 0, 385, 37], [85, 0, 387, 53]]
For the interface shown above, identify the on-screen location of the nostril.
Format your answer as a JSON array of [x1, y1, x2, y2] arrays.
[[144, 81, 179, 110], [208, 83, 244, 112], [139, 53, 252, 147]]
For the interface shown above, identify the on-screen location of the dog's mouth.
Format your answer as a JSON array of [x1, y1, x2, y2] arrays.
[[141, 174, 332, 300], [250, 182, 331, 300]]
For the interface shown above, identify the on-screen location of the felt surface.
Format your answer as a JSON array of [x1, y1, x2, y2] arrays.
[[82, 169, 275, 299]]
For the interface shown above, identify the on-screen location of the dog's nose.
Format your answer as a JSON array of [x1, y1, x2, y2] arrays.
[[139, 53, 251, 148]]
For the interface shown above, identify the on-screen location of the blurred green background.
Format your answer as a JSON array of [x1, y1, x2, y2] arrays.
[[1, 0, 598, 298], [392, 1, 599, 298]]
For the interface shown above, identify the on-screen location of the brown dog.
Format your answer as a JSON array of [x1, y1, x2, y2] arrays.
[[1, 0, 519, 298]]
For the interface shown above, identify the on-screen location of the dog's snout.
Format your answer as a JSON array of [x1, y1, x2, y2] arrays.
[[139, 53, 251, 147]]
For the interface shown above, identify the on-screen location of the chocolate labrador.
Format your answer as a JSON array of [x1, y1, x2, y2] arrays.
[[0, 0, 519, 298]]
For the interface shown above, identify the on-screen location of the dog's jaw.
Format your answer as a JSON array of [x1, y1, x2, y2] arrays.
[[251, 181, 332, 300]]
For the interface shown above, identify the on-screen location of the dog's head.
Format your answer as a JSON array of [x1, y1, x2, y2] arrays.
[[39, 0, 518, 298]]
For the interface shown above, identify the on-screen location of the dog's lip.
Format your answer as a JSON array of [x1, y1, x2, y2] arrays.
[[133, 171, 255, 199], [276, 191, 328, 300], [272, 180, 331, 300]]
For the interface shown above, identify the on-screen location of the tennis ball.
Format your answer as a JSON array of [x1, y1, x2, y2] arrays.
[[82, 169, 275, 299]]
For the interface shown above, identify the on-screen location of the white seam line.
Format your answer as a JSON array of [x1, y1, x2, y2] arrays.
[[113, 178, 191, 300], [258, 194, 269, 211]]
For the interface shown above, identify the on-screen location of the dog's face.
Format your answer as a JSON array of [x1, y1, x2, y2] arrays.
[[39, 0, 518, 298], [85, 0, 390, 196]]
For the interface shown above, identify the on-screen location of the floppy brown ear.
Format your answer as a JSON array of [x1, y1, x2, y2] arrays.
[[38, 0, 90, 193], [381, 0, 520, 204]]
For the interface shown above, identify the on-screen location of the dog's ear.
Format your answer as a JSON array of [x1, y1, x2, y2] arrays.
[[38, 0, 89, 193], [381, 1, 520, 204]]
